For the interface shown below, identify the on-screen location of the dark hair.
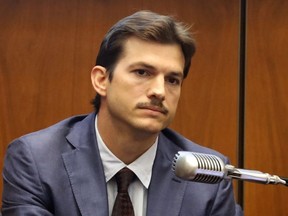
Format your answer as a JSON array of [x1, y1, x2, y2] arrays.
[[92, 10, 196, 113]]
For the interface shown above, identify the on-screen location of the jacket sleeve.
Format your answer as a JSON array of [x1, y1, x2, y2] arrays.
[[2, 139, 54, 216]]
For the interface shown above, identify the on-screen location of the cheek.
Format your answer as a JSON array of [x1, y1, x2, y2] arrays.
[[170, 99, 180, 112], [107, 80, 145, 105], [167, 90, 181, 107], [124, 80, 149, 99]]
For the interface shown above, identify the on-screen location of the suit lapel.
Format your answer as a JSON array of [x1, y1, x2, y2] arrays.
[[62, 113, 109, 216], [147, 133, 187, 216]]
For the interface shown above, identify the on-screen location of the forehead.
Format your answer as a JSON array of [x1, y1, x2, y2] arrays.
[[118, 37, 185, 72]]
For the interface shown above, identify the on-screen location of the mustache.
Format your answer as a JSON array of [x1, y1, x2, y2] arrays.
[[136, 98, 169, 115]]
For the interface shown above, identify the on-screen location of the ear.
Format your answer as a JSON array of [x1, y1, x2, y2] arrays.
[[91, 66, 109, 96]]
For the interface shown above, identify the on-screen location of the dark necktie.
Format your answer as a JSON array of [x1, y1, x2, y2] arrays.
[[112, 167, 136, 216]]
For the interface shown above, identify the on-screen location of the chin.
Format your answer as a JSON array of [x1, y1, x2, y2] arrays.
[[143, 127, 163, 134], [128, 114, 172, 133], [135, 121, 168, 134]]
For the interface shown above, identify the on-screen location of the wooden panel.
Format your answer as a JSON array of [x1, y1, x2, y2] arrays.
[[0, 0, 241, 205], [245, 0, 288, 215]]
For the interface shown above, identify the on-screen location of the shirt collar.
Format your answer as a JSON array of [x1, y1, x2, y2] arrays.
[[95, 115, 158, 189]]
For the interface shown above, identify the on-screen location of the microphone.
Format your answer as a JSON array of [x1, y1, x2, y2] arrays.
[[172, 151, 288, 186]]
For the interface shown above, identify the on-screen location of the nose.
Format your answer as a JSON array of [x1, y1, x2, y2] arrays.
[[147, 76, 165, 101]]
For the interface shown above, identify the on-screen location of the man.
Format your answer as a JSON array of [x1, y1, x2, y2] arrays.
[[2, 11, 243, 215]]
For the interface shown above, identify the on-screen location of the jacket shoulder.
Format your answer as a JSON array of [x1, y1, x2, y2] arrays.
[[7, 113, 92, 152], [161, 128, 227, 160]]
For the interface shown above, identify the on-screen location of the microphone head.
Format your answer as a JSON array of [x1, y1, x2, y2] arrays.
[[172, 151, 226, 184]]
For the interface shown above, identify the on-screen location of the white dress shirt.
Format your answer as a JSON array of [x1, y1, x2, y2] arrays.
[[95, 116, 158, 216]]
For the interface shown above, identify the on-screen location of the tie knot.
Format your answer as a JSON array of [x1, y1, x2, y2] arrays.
[[115, 167, 135, 192]]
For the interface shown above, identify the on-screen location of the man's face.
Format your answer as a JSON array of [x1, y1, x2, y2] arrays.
[[101, 37, 185, 134]]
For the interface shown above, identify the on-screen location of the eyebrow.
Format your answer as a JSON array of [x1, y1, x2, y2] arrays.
[[128, 62, 156, 71], [128, 62, 184, 79]]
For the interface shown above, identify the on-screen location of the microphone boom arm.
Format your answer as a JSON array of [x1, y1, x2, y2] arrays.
[[225, 165, 287, 185]]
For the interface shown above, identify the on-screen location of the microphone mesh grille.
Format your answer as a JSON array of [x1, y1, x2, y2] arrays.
[[193, 153, 223, 183]]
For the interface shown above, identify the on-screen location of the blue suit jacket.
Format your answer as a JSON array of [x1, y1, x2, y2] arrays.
[[2, 113, 243, 215]]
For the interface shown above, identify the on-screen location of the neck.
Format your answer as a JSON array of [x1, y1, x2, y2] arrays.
[[97, 112, 158, 164]]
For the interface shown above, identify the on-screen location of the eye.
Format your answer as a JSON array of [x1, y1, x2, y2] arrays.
[[134, 69, 150, 76], [166, 76, 181, 85]]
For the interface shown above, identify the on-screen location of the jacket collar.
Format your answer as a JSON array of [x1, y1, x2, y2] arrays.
[[146, 132, 187, 215], [62, 113, 109, 216]]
